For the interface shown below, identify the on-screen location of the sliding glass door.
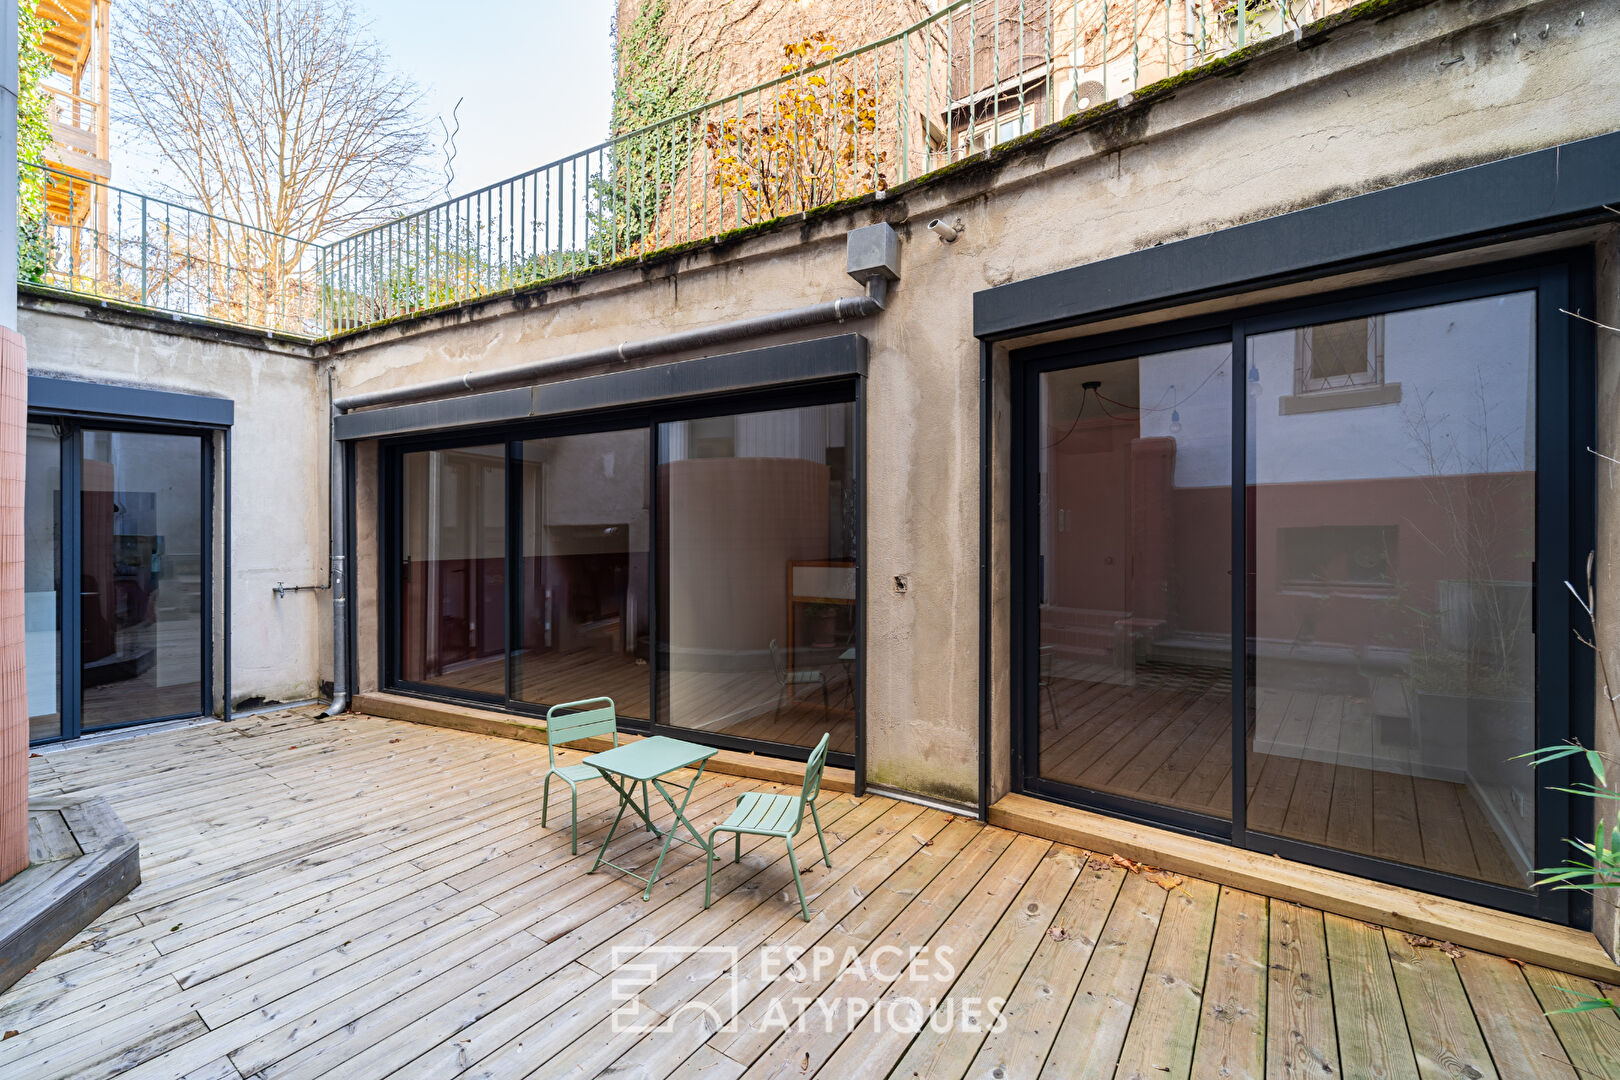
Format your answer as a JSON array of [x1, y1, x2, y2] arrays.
[[1034, 344, 1233, 825], [385, 386, 861, 767], [28, 422, 212, 742], [1016, 261, 1584, 918], [515, 429, 650, 718], [398, 443, 507, 696], [658, 401, 857, 755]]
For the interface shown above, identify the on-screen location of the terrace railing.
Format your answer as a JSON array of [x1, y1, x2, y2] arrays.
[[20, 162, 324, 337], [20, 0, 1352, 339]]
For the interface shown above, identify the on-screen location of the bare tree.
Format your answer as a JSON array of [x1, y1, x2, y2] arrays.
[[113, 0, 432, 289]]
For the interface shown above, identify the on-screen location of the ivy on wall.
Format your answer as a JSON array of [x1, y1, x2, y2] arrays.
[[589, 0, 715, 257], [17, 5, 55, 282]]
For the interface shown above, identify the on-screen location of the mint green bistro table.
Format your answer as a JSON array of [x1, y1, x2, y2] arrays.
[[584, 736, 719, 900]]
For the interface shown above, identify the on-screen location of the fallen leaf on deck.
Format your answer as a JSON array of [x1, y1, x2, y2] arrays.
[[2, 1031, 16, 1040], [1148, 871, 1184, 892], [912, 834, 933, 847], [1403, 933, 1465, 959], [1048, 924, 1070, 942], [801, 1051, 810, 1071]]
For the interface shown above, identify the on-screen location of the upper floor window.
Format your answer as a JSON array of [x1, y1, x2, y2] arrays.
[[1279, 314, 1402, 414]]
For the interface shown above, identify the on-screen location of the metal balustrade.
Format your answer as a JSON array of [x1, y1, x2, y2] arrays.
[[19, 0, 1348, 339]]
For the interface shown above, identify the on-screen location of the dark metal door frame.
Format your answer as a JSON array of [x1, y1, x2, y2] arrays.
[[1007, 252, 1594, 923]]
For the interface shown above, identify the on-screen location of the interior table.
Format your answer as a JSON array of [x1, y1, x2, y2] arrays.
[[583, 736, 719, 899]]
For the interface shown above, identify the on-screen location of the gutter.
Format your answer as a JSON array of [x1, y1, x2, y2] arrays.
[[322, 224, 901, 720]]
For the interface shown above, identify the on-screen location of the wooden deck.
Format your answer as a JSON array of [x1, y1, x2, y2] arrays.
[[6, 709, 1618, 1080]]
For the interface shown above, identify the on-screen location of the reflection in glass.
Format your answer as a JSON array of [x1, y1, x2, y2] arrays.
[[658, 403, 857, 754], [26, 424, 62, 741], [1036, 347, 1233, 818], [1247, 293, 1537, 888], [400, 444, 507, 695], [516, 429, 650, 717], [80, 429, 206, 729]]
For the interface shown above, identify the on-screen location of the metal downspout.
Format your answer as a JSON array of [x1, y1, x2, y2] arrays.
[[334, 288, 886, 413], [323, 366, 349, 717]]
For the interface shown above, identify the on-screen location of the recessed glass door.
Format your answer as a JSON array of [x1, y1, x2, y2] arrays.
[[657, 402, 858, 755], [1036, 344, 1233, 823], [399, 443, 507, 696], [1246, 292, 1538, 889], [515, 429, 650, 718], [1019, 267, 1575, 915], [27, 422, 212, 742], [78, 428, 208, 730]]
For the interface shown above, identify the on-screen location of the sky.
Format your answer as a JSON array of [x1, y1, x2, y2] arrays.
[[112, 0, 618, 210]]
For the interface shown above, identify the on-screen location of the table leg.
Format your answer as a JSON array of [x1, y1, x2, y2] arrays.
[[590, 773, 663, 874], [641, 761, 713, 900]]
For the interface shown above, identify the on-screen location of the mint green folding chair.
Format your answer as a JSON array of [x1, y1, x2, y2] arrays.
[[704, 732, 831, 921], [540, 696, 621, 854]]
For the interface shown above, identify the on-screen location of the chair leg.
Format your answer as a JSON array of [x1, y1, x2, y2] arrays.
[[704, 831, 718, 910], [785, 840, 810, 922], [541, 773, 553, 828], [775, 683, 786, 719], [809, 802, 831, 867], [570, 786, 579, 855], [735, 832, 741, 864], [820, 678, 829, 716]]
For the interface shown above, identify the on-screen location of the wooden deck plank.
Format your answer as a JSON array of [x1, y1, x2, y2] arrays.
[[1323, 914, 1419, 1080], [1265, 901, 1338, 1080], [1038, 871, 1170, 1080], [1453, 951, 1578, 1080], [1112, 876, 1220, 1080], [1188, 887, 1268, 1080], [1383, 928, 1499, 1080]]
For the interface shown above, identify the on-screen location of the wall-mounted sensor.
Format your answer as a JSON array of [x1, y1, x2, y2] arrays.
[[927, 218, 962, 243]]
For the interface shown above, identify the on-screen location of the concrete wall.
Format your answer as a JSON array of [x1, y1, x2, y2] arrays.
[[16, 299, 329, 711], [334, 0, 1618, 808]]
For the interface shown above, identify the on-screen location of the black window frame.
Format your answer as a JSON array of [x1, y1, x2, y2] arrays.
[[1009, 250, 1594, 923], [26, 415, 219, 744], [378, 376, 865, 774]]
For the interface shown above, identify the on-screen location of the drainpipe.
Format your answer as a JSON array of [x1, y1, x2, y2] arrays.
[[323, 365, 349, 717], [322, 223, 900, 719]]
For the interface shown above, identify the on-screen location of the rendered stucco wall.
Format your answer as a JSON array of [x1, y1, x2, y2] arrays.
[[336, 0, 1618, 808], [15, 303, 328, 710]]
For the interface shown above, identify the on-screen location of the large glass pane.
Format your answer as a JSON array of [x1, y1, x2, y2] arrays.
[[80, 429, 206, 729], [659, 402, 857, 754], [1036, 346, 1234, 818], [515, 429, 650, 718], [400, 444, 507, 695], [26, 423, 62, 741], [1246, 292, 1537, 889]]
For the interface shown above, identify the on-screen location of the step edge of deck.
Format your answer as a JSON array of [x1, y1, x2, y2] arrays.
[[989, 790, 1620, 984]]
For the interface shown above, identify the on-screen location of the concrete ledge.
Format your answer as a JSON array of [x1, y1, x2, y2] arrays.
[[0, 797, 140, 996], [353, 692, 858, 794], [991, 792, 1620, 984]]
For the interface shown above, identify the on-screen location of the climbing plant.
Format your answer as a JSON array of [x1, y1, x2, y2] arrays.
[[703, 31, 886, 224], [17, 4, 56, 282], [589, 0, 714, 259]]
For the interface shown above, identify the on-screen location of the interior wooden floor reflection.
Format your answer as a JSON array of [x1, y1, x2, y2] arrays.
[[415, 650, 858, 757], [1037, 662, 1525, 890]]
